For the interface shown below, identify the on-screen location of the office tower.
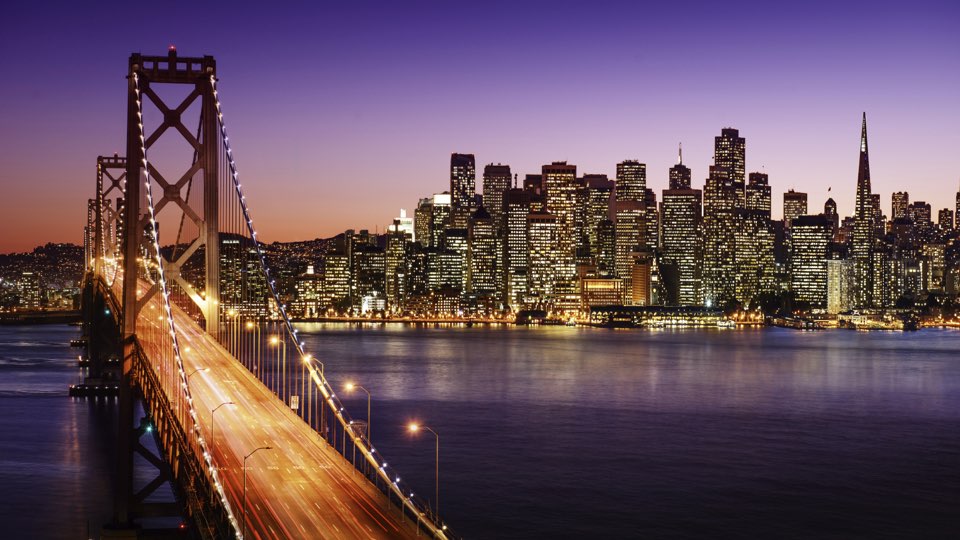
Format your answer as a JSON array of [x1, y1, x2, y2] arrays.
[[908, 201, 933, 237], [580, 278, 624, 310], [527, 212, 557, 304], [791, 214, 833, 306], [852, 113, 876, 308], [220, 234, 269, 316], [584, 175, 614, 261], [321, 252, 350, 311], [542, 162, 578, 288], [783, 190, 808, 228], [714, 128, 746, 206], [524, 174, 545, 213], [423, 247, 459, 290], [614, 160, 647, 295], [669, 144, 692, 190], [614, 200, 644, 294], [660, 185, 703, 305], [445, 227, 468, 291], [467, 206, 497, 295], [824, 197, 839, 236], [385, 228, 408, 312], [631, 253, 654, 306], [450, 153, 476, 228], [644, 188, 658, 252], [414, 197, 432, 247], [18, 271, 42, 309], [616, 160, 646, 202], [429, 192, 452, 248], [746, 172, 771, 214], [892, 192, 909, 220], [388, 209, 415, 242], [702, 165, 739, 307], [503, 188, 531, 310], [597, 219, 616, 279], [294, 265, 322, 318], [352, 244, 386, 308], [921, 243, 946, 292], [737, 172, 776, 303], [956, 182, 960, 232], [482, 164, 512, 232], [403, 243, 429, 301], [938, 208, 954, 231], [826, 258, 855, 314]]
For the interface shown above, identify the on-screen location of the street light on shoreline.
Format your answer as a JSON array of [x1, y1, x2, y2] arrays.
[[242, 445, 273, 540], [187, 367, 209, 379], [408, 423, 440, 520]]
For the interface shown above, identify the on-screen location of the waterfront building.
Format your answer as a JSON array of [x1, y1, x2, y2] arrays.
[[644, 188, 659, 252], [527, 212, 557, 306], [660, 186, 703, 306], [791, 214, 833, 306], [426, 248, 463, 292], [220, 235, 269, 316], [503, 188, 531, 310], [826, 258, 854, 314], [444, 227, 468, 291], [614, 199, 644, 295], [921, 243, 946, 293], [853, 113, 877, 308], [450, 153, 476, 228], [580, 278, 624, 311], [543, 162, 578, 289], [584, 175, 614, 262], [352, 244, 386, 307], [467, 206, 497, 296], [702, 164, 738, 307]]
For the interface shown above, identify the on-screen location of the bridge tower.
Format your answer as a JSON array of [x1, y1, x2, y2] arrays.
[[117, 49, 220, 527]]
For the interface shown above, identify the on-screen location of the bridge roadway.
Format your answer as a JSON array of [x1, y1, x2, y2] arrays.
[[127, 282, 422, 539]]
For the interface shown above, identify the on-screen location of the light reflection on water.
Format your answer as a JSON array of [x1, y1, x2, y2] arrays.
[[301, 323, 960, 538], [1, 324, 958, 538]]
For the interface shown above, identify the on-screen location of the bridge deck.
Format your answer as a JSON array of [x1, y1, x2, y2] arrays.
[[135, 286, 422, 539]]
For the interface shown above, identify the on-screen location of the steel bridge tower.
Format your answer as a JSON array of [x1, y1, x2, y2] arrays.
[[116, 48, 220, 528]]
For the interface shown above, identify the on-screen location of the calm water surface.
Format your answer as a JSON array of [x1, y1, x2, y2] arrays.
[[1, 324, 958, 538]]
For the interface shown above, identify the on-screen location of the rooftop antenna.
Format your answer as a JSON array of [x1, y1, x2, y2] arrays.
[[678, 143, 683, 165]]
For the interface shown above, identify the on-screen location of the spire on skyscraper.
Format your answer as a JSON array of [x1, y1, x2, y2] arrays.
[[857, 112, 871, 195], [678, 143, 683, 165]]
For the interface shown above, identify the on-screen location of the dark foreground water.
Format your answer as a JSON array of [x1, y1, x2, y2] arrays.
[[1, 324, 958, 538]]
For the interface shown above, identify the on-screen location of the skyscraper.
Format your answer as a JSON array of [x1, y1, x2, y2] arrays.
[[542, 162, 578, 291], [702, 164, 739, 307], [783, 190, 808, 228], [527, 212, 557, 305], [660, 183, 703, 306], [467, 206, 497, 295], [482, 164, 512, 232], [852, 112, 876, 308], [584, 175, 614, 262], [668, 145, 692, 190], [790, 214, 833, 306], [892, 192, 909, 220], [503, 188, 531, 310], [714, 128, 746, 206], [737, 172, 776, 303], [450, 153, 476, 228], [615, 160, 647, 295]]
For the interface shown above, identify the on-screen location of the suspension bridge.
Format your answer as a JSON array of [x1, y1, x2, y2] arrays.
[[78, 49, 453, 539]]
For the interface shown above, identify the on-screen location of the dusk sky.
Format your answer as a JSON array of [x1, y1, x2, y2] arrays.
[[1, 0, 958, 252]]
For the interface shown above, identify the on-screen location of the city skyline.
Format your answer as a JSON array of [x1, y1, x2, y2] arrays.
[[1, 1, 959, 252]]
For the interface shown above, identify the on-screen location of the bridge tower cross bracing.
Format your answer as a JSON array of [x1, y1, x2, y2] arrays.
[[118, 49, 219, 526]]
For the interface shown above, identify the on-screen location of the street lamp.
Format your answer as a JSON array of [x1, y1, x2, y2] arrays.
[[408, 423, 440, 519], [344, 382, 371, 443], [211, 401, 235, 448], [242, 445, 273, 540]]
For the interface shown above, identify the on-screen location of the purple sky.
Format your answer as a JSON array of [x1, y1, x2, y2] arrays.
[[1, 1, 958, 252]]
